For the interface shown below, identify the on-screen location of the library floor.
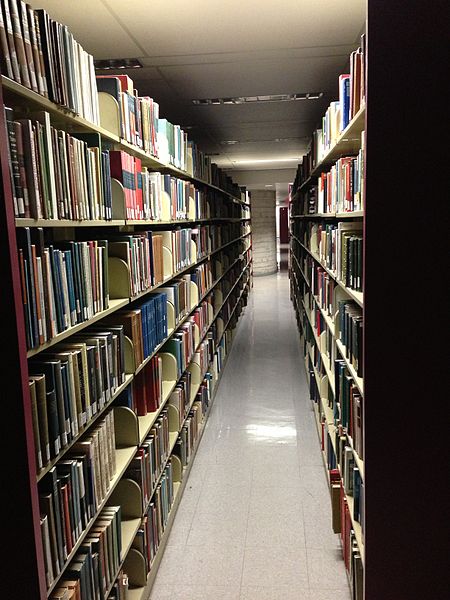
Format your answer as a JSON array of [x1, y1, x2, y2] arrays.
[[150, 273, 351, 600]]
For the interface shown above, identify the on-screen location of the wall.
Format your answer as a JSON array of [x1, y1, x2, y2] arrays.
[[251, 190, 277, 276]]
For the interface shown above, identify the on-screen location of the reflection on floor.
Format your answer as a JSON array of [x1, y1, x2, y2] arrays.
[[150, 273, 351, 600], [277, 241, 289, 272]]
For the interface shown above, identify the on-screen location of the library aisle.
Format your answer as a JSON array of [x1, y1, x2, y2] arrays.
[[150, 273, 350, 600]]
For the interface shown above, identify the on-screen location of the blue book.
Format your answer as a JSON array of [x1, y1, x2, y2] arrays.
[[49, 246, 64, 331], [63, 251, 77, 326], [141, 304, 148, 359], [353, 467, 361, 522], [115, 386, 134, 410], [339, 74, 350, 131]]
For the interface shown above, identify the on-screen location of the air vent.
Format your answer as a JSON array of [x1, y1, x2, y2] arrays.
[[94, 58, 143, 70]]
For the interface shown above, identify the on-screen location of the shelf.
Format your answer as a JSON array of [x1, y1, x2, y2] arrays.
[[101, 515, 142, 600], [291, 211, 364, 220], [2, 75, 245, 205], [316, 105, 366, 169], [16, 219, 126, 228], [346, 434, 365, 480], [335, 339, 364, 395], [26, 233, 249, 357], [345, 493, 365, 564], [291, 252, 336, 337], [296, 105, 366, 193], [291, 235, 363, 308], [46, 444, 137, 596], [137, 258, 250, 458], [2, 75, 119, 142], [301, 339, 365, 564], [16, 217, 251, 228], [137, 380, 177, 446], [27, 298, 130, 358], [36, 373, 133, 482], [302, 299, 335, 394]]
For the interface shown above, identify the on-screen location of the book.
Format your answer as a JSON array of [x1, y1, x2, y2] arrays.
[[8, 0, 30, 88]]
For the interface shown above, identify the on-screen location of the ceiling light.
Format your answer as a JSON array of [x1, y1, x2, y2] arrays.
[[94, 58, 143, 70], [265, 184, 274, 187], [233, 158, 301, 164], [191, 92, 323, 105], [220, 140, 239, 145]]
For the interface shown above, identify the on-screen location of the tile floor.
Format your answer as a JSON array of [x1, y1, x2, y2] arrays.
[[150, 273, 351, 600]]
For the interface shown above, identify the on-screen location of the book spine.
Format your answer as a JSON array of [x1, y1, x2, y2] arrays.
[[9, 0, 30, 87], [4, 107, 23, 217]]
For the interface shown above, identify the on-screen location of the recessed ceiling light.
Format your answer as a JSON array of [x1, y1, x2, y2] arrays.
[[220, 140, 239, 145], [191, 93, 323, 105], [265, 184, 274, 187], [94, 58, 143, 70]]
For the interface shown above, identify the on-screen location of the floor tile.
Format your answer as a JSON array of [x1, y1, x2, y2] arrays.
[[241, 546, 309, 587], [187, 510, 247, 546], [307, 548, 350, 590], [240, 586, 310, 600]]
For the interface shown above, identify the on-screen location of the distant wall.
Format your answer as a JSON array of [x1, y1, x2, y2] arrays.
[[251, 190, 277, 276]]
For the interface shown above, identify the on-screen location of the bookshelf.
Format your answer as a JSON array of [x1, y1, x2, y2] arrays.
[[289, 37, 366, 599], [0, 5, 252, 597]]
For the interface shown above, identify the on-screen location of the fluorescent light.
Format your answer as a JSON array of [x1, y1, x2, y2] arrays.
[[233, 158, 301, 164], [94, 58, 143, 70], [265, 184, 274, 187], [191, 92, 323, 105]]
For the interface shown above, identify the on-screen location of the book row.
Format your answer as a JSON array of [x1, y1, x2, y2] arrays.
[[316, 140, 365, 214], [292, 139, 365, 217], [4, 106, 249, 222], [0, 1, 99, 122], [337, 301, 363, 378], [297, 281, 364, 464], [29, 326, 126, 470], [47, 508, 127, 600], [19, 224, 249, 350], [39, 412, 118, 586], [95, 73, 242, 197], [292, 221, 363, 293], [292, 33, 366, 187], [335, 361, 364, 459]]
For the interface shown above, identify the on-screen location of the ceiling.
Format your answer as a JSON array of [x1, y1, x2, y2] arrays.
[[30, 0, 366, 189]]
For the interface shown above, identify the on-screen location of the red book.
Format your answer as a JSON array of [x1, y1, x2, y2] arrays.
[[134, 157, 143, 220], [61, 483, 73, 553], [145, 357, 157, 413], [134, 370, 147, 417], [128, 151, 135, 220], [109, 150, 132, 219]]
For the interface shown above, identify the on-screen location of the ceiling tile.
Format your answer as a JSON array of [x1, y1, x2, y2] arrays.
[[157, 55, 349, 99], [28, 0, 143, 58], [104, 0, 365, 55]]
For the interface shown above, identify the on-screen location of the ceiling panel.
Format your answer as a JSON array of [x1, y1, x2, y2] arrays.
[[156, 55, 349, 99], [105, 0, 365, 55], [179, 97, 331, 127], [136, 45, 356, 67], [28, 0, 143, 58]]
